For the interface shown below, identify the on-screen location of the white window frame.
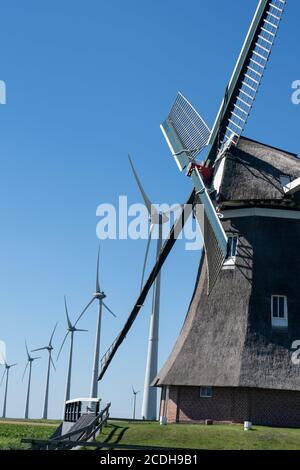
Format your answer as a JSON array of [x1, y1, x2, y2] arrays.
[[271, 295, 288, 329], [223, 235, 238, 269], [200, 386, 213, 398]]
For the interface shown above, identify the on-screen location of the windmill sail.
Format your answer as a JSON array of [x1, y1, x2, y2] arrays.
[[161, 92, 211, 171], [161, 0, 287, 290], [194, 201, 227, 294], [161, 97, 228, 292], [206, 0, 287, 166], [98, 192, 194, 380]]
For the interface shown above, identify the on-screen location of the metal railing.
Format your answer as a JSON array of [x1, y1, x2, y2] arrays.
[[22, 402, 111, 450]]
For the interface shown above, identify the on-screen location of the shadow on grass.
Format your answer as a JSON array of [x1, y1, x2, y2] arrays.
[[96, 424, 129, 450]]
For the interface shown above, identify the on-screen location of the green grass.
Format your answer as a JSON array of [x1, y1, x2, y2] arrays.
[[0, 421, 57, 450], [0, 418, 61, 425], [89, 420, 300, 450], [1, 419, 299, 450]]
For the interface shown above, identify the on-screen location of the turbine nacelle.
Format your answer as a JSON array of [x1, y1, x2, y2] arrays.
[[74, 246, 117, 327], [67, 325, 87, 333], [56, 298, 88, 361], [3, 361, 16, 371], [128, 154, 182, 292], [31, 323, 57, 357], [93, 291, 106, 301], [28, 356, 39, 363]]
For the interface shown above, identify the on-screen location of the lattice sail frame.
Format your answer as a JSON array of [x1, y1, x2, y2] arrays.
[[168, 92, 211, 161], [207, 0, 287, 164]]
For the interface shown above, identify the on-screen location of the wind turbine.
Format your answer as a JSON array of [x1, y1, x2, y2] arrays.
[[74, 247, 117, 399], [23, 341, 40, 420], [32, 323, 58, 419], [1, 361, 17, 418], [57, 297, 87, 404], [128, 155, 178, 420], [131, 386, 140, 420]]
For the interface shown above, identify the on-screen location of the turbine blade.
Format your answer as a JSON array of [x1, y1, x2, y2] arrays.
[[64, 296, 72, 329], [164, 204, 183, 216], [50, 355, 56, 371], [31, 346, 48, 352], [56, 332, 69, 361], [49, 322, 58, 347], [74, 297, 95, 327], [98, 190, 195, 381], [128, 155, 155, 217], [0, 369, 6, 386], [22, 362, 29, 382], [0, 340, 6, 364], [10, 363, 17, 368], [32, 356, 41, 361], [140, 224, 154, 291], [25, 341, 30, 361], [96, 245, 101, 294], [102, 302, 117, 318]]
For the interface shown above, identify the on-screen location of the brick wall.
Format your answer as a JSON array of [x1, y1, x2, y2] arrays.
[[162, 386, 300, 428]]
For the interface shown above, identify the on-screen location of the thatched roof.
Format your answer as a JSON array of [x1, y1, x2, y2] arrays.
[[155, 137, 300, 392], [218, 137, 300, 204]]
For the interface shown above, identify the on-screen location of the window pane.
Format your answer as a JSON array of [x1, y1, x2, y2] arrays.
[[272, 297, 278, 318], [232, 237, 238, 257], [200, 386, 212, 397], [280, 175, 291, 187], [226, 237, 232, 259], [279, 297, 285, 318], [226, 236, 238, 259]]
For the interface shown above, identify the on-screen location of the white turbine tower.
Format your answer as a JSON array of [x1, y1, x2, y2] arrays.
[[23, 341, 40, 420], [32, 323, 57, 419], [128, 155, 179, 420], [57, 297, 87, 405], [131, 385, 140, 420], [75, 247, 117, 399], [1, 361, 17, 418]]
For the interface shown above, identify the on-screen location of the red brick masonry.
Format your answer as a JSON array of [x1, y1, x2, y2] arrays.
[[160, 386, 300, 428]]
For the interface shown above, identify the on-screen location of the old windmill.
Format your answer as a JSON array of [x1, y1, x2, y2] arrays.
[[98, 0, 300, 427]]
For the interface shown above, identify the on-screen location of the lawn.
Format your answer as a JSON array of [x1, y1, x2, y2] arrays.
[[0, 419, 299, 450], [89, 420, 300, 450], [0, 420, 58, 450]]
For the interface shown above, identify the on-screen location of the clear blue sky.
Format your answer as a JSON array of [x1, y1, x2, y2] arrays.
[[0, 0, 299, 419]]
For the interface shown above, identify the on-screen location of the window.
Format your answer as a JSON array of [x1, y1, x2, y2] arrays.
[[280, 175, 291, 187], [223, 235, 238, 269], [226, 236, 238, 259], [200, 386, 213, 398], [271, 295, 288, 328]]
